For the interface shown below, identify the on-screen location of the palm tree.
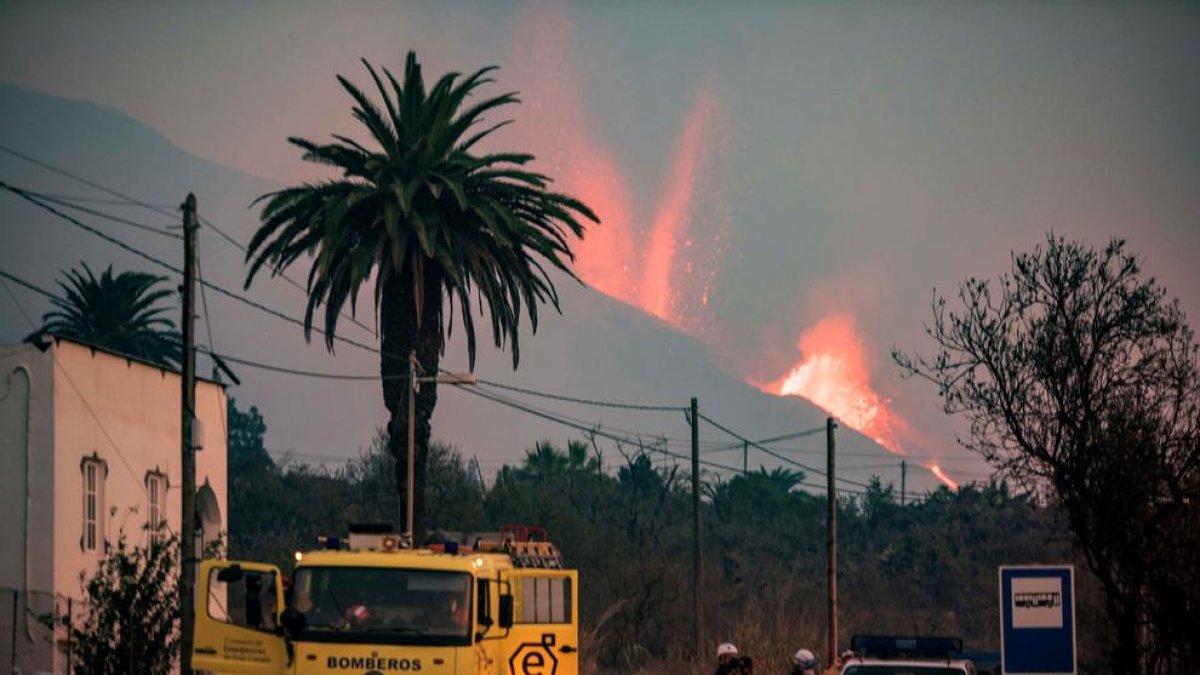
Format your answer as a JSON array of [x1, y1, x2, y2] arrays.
[[30, 263, 181, 369], [521, 440, 599, 479], [244, 52, 597, 538]]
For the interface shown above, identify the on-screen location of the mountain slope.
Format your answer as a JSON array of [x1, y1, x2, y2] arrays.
[[0, 84, 951, 493]]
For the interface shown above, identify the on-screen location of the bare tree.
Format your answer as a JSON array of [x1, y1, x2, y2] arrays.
[[895, 235, 1200, 674]]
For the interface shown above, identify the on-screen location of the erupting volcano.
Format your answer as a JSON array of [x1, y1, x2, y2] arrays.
[[511, 2, 956, 490]]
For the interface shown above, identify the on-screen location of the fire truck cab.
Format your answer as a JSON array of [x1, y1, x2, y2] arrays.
[[193, 525, 578, 675]]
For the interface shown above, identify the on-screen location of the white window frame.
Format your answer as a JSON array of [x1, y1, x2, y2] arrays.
[[81, 456, 107, 552], [145, 471, 168, 541], [518, 575, 572, 624]]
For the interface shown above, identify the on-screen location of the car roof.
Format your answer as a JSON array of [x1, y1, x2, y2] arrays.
[[842, 657, 973, 670]]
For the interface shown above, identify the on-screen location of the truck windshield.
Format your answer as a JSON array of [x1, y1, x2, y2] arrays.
[[291, 567, 472, 646]]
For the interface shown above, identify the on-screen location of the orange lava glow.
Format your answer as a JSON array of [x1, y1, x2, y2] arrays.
[[641, 90, 715, 322], [508, 3, 720, 323], [509, 4, 638, 305], [928, 464, 961, 490], [510, 3, 956, 490], [767, 314, 907, 454]]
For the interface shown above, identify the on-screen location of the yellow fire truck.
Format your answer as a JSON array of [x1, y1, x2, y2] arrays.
[[193, 524, 579, 675]]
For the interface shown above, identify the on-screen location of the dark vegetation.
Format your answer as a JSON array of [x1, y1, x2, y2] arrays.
[[227, 398, 1113, 674], [39, 532, 181, 675]]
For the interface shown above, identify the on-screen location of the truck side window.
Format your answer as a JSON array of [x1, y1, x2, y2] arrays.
[[477, 579, 492, 625], [208, 569, 278, 632], [518, 575, 571, 624]]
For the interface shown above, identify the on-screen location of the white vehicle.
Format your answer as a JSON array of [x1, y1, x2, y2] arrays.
[[839, 636, 977, 675]]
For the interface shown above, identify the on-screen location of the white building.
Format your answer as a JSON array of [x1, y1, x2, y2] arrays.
[[0, 336, 228, 673]]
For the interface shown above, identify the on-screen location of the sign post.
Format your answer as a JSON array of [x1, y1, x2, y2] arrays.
[[999, 565, 1076, 675]]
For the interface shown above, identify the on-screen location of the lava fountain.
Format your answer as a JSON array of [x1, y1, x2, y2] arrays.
[[640, 89, 716, 323], [766, 314, 907, 453]]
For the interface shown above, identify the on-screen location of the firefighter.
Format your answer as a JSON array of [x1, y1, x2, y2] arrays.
[[715, 642, 752, 675], [790, 648, 818, 675]]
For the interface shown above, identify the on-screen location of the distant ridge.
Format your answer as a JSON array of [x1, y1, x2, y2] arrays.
[[0, 84, 952, 495]]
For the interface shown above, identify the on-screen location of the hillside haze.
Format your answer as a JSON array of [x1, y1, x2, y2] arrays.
[[0, 84, 964, 493]]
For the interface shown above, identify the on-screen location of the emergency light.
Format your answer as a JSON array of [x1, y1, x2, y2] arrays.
[[850, 635, 962, 658]]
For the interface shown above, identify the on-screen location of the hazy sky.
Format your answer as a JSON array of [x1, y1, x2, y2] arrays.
[[2, 1, 1199, 486]]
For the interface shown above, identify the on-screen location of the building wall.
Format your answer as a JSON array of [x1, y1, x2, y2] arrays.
[[49, 339, 228, 600], [0, 343, 56, 596]]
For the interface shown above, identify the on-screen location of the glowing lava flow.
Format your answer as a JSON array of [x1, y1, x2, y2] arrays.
[[928, 464, 960, 490], [766, 314, 961, 489], [767, 314, 906, 453], [641, 90, 715, 322]]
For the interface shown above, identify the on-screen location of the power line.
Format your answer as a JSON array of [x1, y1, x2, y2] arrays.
[[0, 143, 171, 212], [12, 191, 175, 209], [700, 426, 828, 454], [194, 347, 391, 380], [16, 188, 181, 239], [1, 182, 388, 357], [447, 383, 865, 495], [194, 213, 381, 339], [0, 269, 57, 302], [474, 378, 688, 413], [0, 142, 380, 340], [4, 264, 701, 445], [696, 411, 875, 490], [1, 266, 699, 451], [2, 149, 700, 422]]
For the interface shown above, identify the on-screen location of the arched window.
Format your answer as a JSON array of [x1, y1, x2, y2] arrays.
[[195, 483, 222, 559], [80, 455, 107, 552], [145, 471, 168, 542]]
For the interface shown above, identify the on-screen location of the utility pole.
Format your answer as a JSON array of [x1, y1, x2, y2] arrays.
[[826, 416, 838, 666], [901, 460, 908, 506], [179, 193, 198, 675], [742, 439, 748, 475], [406, 350, 418, 545], [690, 397, 702, 661]]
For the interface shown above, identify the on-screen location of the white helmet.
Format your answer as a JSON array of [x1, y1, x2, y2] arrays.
[[717, 642, 739, 657], [793, 648, 818, 668]]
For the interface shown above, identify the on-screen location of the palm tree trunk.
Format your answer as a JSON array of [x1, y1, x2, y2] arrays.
[[380, 266, 443, 541]]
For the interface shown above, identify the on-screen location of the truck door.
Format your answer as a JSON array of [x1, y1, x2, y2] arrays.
[[193, 559, 288, 675], [501, 570, 579, 675]]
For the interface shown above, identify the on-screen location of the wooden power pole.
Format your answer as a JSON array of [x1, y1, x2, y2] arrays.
[[690, 397, 702, 660], [826, 416, 838, 666], [179, 194, 198, 674], [901, 459, 908, 506]]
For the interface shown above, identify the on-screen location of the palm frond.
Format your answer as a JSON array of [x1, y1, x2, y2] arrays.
[[245, 52, 595, 370]]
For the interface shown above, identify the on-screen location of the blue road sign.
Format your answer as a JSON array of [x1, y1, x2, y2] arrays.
[[999, 565, 1076, 675]]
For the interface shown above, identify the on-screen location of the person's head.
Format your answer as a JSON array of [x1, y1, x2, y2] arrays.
[[792, 648, 818, 674], [344, 603, 370, 628], [717, 642, 739, 664]]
